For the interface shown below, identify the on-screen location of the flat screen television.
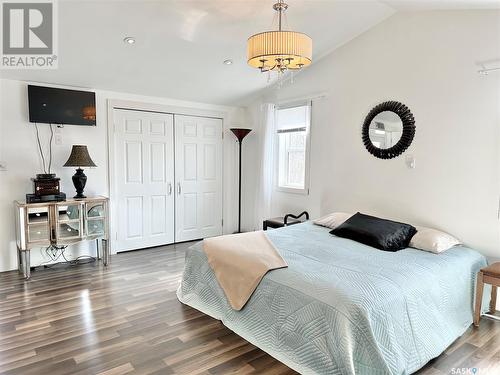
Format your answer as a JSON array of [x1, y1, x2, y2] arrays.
[[28, 85, 96, 126]]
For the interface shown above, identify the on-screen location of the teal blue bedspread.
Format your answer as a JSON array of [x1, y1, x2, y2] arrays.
[[177, 222, 488, 374]]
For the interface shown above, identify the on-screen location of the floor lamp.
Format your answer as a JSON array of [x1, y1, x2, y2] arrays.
[[230, 128, 252, 233]]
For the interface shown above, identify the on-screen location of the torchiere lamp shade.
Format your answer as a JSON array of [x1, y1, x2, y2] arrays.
[[63, 145, 97, 167], [63, 145, 96, 199], [230, 128, 252, 142]]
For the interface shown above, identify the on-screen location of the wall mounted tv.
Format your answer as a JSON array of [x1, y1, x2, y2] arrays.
[[28, 85, 96, 126]]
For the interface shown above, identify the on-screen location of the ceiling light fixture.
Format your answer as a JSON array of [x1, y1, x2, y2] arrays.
[[223, 59, 233, 65], [247, 0, 312, 75], [123, 37, 136, 45]]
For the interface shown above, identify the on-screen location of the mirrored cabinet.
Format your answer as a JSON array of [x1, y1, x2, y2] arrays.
[[15, 197, 109, 279]]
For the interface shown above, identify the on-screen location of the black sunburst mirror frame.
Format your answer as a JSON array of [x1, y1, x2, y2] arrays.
[[362, 101, 416, 159]]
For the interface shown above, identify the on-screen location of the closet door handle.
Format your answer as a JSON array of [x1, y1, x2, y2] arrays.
[[177, 183, 181, 195], [167, 183, 172, 196]]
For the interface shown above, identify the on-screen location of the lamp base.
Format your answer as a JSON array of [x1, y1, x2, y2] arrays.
[[72, 168, 87, 199]]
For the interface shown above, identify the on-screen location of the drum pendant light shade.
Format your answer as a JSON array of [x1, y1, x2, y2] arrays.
[[247, 31, 312, 70], [247, 0, 312, 73]]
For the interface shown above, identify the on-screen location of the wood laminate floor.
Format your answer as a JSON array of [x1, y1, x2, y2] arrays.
[[0, 243, 499, 375]]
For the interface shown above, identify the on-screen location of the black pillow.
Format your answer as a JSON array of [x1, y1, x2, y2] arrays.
[[330, 212, 417, 252]]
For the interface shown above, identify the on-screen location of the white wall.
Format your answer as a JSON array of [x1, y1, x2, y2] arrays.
[[0, 79, 243, 272], [245, 10, 500, 258]]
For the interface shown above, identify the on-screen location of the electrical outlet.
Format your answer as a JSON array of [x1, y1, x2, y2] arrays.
[[405, 154, 415, 169], [55, 134, 63, 145]]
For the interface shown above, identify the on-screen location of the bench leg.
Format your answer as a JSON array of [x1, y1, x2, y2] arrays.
[[474, 271, 484, 327], [490, 285, 497, 314]]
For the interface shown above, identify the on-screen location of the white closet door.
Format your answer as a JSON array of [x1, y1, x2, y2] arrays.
[[113, 109, 175, 251], [174, 115, 223, 242]]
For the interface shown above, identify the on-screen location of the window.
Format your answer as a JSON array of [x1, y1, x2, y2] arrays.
[[275, 103, 311, 194]]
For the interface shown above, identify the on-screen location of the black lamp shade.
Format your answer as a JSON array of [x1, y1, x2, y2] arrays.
[[63, 145, 97, 167], [230, 128, 252, 142]]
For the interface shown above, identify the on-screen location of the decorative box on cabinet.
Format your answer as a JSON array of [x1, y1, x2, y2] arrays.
[[15, 196, 109, 279]]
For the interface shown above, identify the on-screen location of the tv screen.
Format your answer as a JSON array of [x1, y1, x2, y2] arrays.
[[28, 85, 96, 126]]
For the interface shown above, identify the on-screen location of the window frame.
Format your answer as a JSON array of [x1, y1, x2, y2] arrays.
[[274, 101, 312, 195]]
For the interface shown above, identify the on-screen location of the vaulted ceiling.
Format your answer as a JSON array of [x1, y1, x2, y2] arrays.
[[1, 0, 497, 106]]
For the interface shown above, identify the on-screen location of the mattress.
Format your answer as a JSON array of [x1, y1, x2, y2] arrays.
[[177, 222, 489, 375]]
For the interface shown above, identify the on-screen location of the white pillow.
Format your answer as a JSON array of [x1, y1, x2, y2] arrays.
[[313, 212, 352, 230], [409, 226, 461, 254]]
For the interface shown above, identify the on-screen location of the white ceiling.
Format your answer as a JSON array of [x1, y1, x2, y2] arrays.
[[0, 0, 498, 106], [382, 0, 500, 11]]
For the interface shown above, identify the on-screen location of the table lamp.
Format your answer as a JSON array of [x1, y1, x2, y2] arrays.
[[63, 145, 96, 199]]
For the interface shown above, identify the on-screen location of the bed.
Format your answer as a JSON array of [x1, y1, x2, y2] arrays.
[[177, 221, 489, 375]]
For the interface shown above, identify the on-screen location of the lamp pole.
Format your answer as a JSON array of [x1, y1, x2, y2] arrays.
[[230, 128, 252, 233]]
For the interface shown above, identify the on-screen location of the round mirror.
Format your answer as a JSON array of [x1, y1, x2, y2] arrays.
[[362, 101, 415, 159], [368, 111, 403, 149]]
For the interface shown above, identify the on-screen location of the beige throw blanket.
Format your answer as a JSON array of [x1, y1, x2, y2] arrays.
[[203, 231, 288, 310]]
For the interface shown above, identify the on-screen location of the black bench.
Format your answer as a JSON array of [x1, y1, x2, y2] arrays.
[[263, 211, 309, 230]]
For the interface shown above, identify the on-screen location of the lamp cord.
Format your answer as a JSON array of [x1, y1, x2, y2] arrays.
[[40, 245, 96, 268]]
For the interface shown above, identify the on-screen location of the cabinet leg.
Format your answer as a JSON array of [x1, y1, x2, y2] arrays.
[[17, 248, 23, 274], [102, 239, 109, 266], [20, 250, 31, 280], [96, 239, 100, 260]]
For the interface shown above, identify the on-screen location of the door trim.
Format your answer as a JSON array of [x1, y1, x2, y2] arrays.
[[107, 99, 228, 254]]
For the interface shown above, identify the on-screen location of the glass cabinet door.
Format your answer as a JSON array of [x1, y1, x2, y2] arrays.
[[27, 206, 49, 224], [87, 219, 105, 236], [58, 222, 81, 239], [56, 203, 82, 240], [86, 202, 105, 218], [26, 206, 50, 243], [28, 223, 50, 242], [86, 201, 106, 237], [57, 204, 81, 222]]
